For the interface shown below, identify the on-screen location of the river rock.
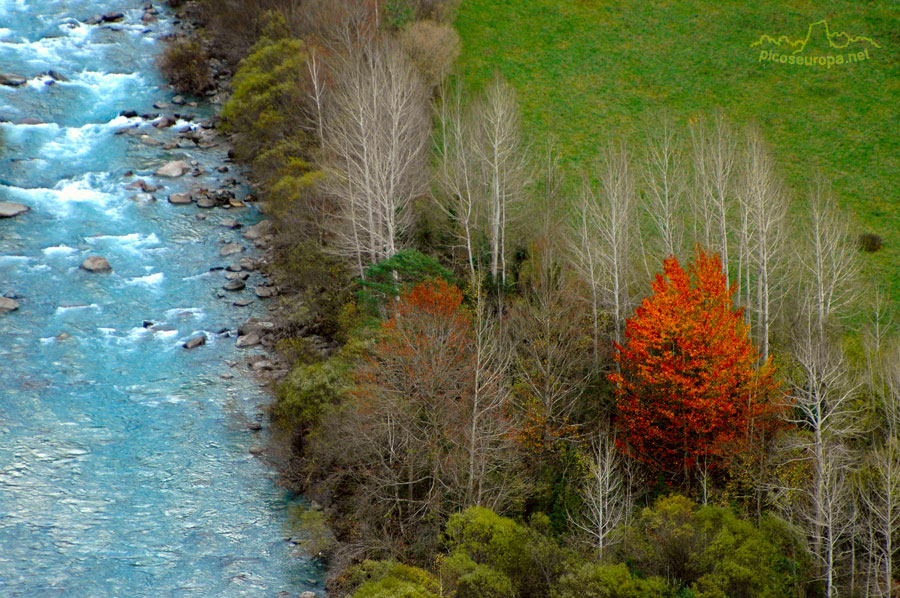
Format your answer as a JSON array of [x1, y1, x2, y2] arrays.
[[119, 109, 138, 118], [238, 319, 274, 337], [0, 74, 27, 87], [168, 193, 192, 205], [56, 332, 72, 340], [233, 298, 253, 307], [172, 95, 185, 105], [235, 333, 260, 348], [247, 422, 262, 431], [251, 360, 274, 371], [219, 243, 243, 257], [0, 201, 29, 218], [0, 297, 19, 312], [140, 134, 162, 146], [155, 160, 190, 177], [183, 334, 206, 350], [219, 218, 241, 229], [102, 11, 124, 22], [249, 445, 264, 455], [223, 279, 245, 291], [238, 257, 258, 271], [125, 179, 159, 192], [226, 271, 249, 281], [80, 256, 111, 272], [242, 220, 272, 241], [256, 285, 275, 299], [225, 263, 242, 272], [196, 196, 216, 209], [154, 116, 174, 128], [299, 592, 317, 598]]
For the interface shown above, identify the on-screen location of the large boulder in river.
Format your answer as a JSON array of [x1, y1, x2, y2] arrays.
[[0, 201, 29, 218], [155, 160, 190, 177], [219, 243, 244, 257], [183, 334, 207, 350], [0, 74, 27, 87], [80, 256, 112, 272], [235, 333, 260, 348], [0, 297, 19, 312], [238, 318, 275, 337], [242, 220, 273, 241]]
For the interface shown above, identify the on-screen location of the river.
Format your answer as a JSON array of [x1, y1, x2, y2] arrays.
[[0, 1, 319, 595]]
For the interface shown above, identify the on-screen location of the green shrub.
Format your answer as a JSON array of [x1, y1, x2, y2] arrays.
[[383, 0, 416, 30], [457, 564, 516, 598], [219, 33, 307, 162], [858, 232, 883, 252], [555, 563, 668, 598], [275, 357, 347, 430], [271, 240, 354, 339], [444, 507, 569, 598], [158, 39, 210, 95], [294, 508, 337, 557], [347, 561, 440, 598], [617, 495, 809, 598]]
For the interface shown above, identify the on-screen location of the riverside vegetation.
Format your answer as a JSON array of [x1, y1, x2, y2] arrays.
[[163, 1, 900, 596]]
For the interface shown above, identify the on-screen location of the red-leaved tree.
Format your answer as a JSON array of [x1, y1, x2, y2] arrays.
[[609, 248, 778, 485]]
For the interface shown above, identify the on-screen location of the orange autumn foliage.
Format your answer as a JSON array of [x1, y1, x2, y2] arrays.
[[609, 248, 779, 480]]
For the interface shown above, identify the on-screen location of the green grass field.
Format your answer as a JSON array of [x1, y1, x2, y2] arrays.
[[455, 0, 900, 308]]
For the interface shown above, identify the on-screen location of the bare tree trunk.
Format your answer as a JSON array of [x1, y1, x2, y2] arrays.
[[797, 174, 859, 340], [642, 113, 685, 259], [571, 428, 626, 560], [780, 317, 862, 595], [321, 36, 430, 272], [690, 113, 735, 283], [739, 123, 787, 362], [434, 80, 480, 280], [472, 74, 527, 290]]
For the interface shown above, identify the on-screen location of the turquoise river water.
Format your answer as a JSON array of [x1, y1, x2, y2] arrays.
[[0, 1, 319, 595]]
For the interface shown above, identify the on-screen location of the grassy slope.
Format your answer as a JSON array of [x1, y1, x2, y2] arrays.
[[455, 0, 900, 307]]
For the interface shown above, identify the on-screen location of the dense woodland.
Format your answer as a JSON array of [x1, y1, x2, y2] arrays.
[[165, 1, 900, 596]]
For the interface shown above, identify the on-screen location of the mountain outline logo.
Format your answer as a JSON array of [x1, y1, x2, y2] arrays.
[[752, 19, 880, 68]]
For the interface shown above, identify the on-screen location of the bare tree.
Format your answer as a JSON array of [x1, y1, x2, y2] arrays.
[[796, 175, 859, 339], [861, 438, 900, 598], [458, 280, 517, 509], [434, 80, 481, 279], [858, 358, 900, 597], [738, 123, 787, 361], [570, 183, 605, 370], [304, 44, 326, 143], [597, 142, 635, 349], [690, 112, 736, 284], [511, 240, 592, 449], [642, 114, 685, 259], [779, 315, 862, 597], [570, 142, 635, 366], [471, 74, 528, 288], [322, 36, 431, 277], [571, 428, 627, 560]]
